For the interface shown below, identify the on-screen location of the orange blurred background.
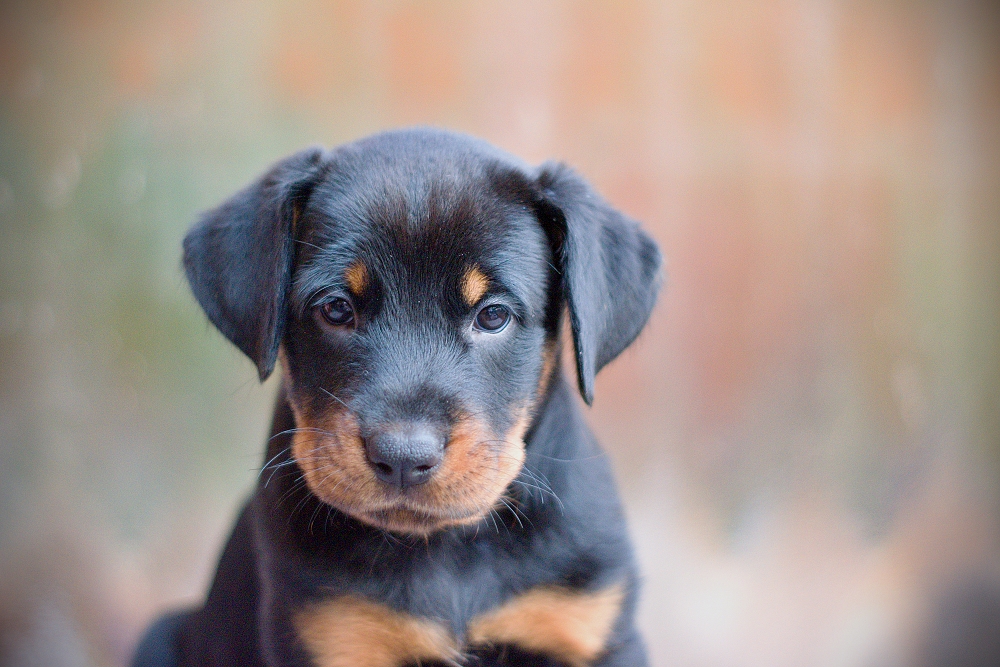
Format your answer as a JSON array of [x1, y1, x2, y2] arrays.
[[1, 1, 999, 666]]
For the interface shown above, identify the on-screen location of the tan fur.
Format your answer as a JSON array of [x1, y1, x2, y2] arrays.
[[461, 266, 490, 306], [467, 585, 625, 667], [344, 261, 368, 295], [536, 339, 558, 402], [286, 390, 529, 535], [295, 596, 459, 667]]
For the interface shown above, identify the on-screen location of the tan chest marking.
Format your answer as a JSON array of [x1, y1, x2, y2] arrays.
[[295, 596, 459, 667], [467, 584, 625, 667], [296, 585, 624, 667], [461, 266, 490, 306]]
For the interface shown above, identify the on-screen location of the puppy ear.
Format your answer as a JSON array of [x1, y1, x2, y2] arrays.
[[535, 162, 663, 405], [183, 147, 328, 381]]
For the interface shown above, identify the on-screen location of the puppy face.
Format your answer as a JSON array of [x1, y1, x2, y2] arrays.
[[183, 129, 662, 536], [280, 145, 553, 533]]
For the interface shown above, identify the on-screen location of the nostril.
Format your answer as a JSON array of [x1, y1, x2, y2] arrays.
[[367, 455, 399, 486]]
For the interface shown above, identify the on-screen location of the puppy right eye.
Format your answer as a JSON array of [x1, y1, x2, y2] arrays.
[[474, 304, 511, 332], [316, 298, 355, 327]]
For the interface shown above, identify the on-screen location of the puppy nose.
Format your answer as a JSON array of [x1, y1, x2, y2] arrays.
[[364, 424, 444, 488]]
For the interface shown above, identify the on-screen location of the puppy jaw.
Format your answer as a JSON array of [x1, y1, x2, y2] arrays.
[[286, 395, 529, 535]]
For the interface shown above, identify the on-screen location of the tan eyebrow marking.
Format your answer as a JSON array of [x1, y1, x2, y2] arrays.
[[461, 266, 490, 306], [344, 261, 368, 295]]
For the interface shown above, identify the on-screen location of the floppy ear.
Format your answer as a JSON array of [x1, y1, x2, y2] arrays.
[[183, 147, 328, 381], [535, 162, 663, 405]]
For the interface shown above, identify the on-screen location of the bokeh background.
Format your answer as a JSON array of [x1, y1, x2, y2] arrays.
[[2, 1, 999, 665]]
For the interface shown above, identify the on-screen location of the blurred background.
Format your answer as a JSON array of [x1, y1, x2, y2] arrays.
[[1, 1, 999, 665]]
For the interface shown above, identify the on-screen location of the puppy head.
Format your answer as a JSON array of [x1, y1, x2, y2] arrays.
[[184, 129, 661, 534]]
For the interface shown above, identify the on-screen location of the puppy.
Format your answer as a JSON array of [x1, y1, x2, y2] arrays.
[[132, 128, 662, 667]]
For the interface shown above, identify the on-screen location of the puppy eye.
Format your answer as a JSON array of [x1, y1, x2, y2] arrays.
[[474, 304, 511, 333], [317, 298, 355, 327]]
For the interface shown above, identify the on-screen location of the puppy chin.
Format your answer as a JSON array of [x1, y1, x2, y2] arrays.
[[352, 505, 488, 536], [310, 481, 501, 535]]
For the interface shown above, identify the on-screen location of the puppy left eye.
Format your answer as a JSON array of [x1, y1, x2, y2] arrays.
[[474, 304, 511, 333], [316, 298, 355, 327]]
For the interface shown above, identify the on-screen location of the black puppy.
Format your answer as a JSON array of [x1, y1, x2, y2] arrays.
[[132, 128, 661, 667]]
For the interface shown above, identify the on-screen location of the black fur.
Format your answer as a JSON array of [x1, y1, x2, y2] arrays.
[[134, 128, 662, 667], [183, 146, 329, 380]]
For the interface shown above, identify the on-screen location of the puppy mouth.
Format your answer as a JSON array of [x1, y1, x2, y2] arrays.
[[315, 469, 502, 534], [286, 401, 530, 535]]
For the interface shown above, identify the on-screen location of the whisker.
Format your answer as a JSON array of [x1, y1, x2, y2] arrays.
[[475, 435, 606, 465], [519, 466, 558, 496], [304, 475, 345, 533], [368, 535, 387, 576], [276, 476, 310, 509], [486, 509, 501, 535], [263, 460, 301, 488], [319, 387, 349, 409], [257, 447, 289, 478], [268, 426, 340, 442], [498, 497, 527, 530], [380, 529, 404, 547], [531, 453, 606, 464], [261, 454, 337, 488], [307, 498, 325, 534], [516, 482, 564, 515], [511, 478, 550, 500], [290, 485, 318, 522]]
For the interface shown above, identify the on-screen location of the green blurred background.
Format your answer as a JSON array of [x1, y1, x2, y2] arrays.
[[1, 1, 998, 666]]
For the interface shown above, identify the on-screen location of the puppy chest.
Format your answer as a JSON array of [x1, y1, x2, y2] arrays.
[[293, 584, 625, 667]]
